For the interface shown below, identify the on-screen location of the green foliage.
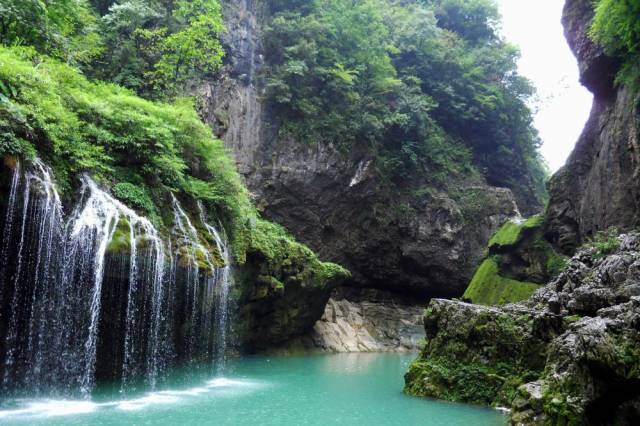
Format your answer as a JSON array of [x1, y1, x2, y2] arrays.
[[112, 182, 155, 213], [546, 252, 567, 278], [433, 0, 499, 44], [463, 258, 540, 305], [0, 46, 249, 228], [585, 227, 620, 259], [0, 5, 348, 289], [0, 0, 103, 64], [150, 0, 224, 94], [405, 357, 530, 406], [249, 219, 350, 286], [264, 0, 547, 198], [590, 0, 640, 90], [87, 0, 224, 97]]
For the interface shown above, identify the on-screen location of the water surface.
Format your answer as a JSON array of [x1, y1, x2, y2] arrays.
[[0, 353, 506, 425]]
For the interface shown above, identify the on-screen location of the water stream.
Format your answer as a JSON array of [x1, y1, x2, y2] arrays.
[[0, 160, 233, 397]]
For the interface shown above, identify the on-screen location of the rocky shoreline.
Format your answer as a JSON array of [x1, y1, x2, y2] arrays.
[[405, 233, 640, 424]]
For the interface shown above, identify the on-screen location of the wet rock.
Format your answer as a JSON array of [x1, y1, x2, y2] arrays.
[[405, 233, 640, 424]]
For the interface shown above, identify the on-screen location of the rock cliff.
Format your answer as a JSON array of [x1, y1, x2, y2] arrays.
[[405, 233, 640, 424], [405, 0, 640, 422], [200, 0, 524, 310], [546, 0, 640, 254]]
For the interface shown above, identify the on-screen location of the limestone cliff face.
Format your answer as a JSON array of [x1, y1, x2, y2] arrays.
[[546, 0, 640, 254], [200, 0, 521, 303]]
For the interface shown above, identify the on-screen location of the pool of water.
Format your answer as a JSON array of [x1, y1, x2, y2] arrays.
[[0, 353, 506, 425]]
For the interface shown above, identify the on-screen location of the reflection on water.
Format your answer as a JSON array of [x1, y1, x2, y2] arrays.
[[319, 352, 380, 374]]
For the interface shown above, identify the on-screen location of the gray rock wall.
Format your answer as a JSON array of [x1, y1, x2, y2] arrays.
[[546, 0, 640, 254]]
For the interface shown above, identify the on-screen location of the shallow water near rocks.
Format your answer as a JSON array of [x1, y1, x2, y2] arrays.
[[0, 353, 506, 425]]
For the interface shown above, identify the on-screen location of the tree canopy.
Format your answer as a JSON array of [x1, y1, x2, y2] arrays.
[[263, 0, 547, 202], [0, 0, 225, 98]]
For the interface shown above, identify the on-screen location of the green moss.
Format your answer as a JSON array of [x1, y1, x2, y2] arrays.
[[562, 315, 582, 326], [106, 219, 132, 254], [405, 357, 536, 407], [463, 258, 541, 305], [488, 214, 544, 248], [249, 219, 349, 288]]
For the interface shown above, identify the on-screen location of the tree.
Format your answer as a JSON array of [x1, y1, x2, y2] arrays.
[[0, 0, 102, 64], [89, 0, 224, 98], [152, 0, 225, 94]]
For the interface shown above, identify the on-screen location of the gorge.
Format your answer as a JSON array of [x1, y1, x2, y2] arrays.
[[1, 0, 639, 424]]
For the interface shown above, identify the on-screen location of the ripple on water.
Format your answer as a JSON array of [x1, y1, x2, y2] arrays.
[[0, 377, 267, 419]]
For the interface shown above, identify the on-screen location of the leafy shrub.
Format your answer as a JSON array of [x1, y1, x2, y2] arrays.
[[590, 0, 640, 90], [88, 0, 224, 98], [586, 227, 620, 259], [0, 46, 250, 234], [112, 182, 155, 213], [0, 0, 103, 64]]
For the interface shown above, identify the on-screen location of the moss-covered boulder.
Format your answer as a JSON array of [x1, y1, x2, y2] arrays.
[[234, 219, 349, 351], [404, 299, 562, 407], [463, 258, 541, 306], [463, 214, 567, 305]]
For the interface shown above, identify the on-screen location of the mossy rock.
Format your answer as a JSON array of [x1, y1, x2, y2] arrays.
[[464, 214, 568, 305], [463, 258, 541, 305], [106, 218, 132, 254], [488, 214, 544, 249]]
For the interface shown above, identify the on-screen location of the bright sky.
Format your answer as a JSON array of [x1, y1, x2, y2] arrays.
[[497, 0, 593, 172]]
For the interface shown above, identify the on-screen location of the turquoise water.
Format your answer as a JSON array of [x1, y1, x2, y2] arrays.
[[0, 353, 506, 425]]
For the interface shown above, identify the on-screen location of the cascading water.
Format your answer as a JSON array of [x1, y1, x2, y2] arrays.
[[63, 177, 168, 392], [1, 160, 64, 393], [0, 159, 234, 397], [198, 201, 234, 374], [170, 196, 220, 365]]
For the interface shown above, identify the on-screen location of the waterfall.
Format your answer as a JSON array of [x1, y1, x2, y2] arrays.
[[198, 201, 233, 375], [1, 160, 64, 392], [0, 161, 21, 317], [60, 177, 168, 392], [170, 196, 216, 363], [0, 159, 234, 397]]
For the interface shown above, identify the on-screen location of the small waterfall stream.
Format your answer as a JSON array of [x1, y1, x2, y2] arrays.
[[198, 201, 233, 375], [0, 160, 234, 397]]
